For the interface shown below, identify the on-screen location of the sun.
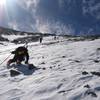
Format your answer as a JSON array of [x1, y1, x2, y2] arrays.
[[0, 0, 6, 6]]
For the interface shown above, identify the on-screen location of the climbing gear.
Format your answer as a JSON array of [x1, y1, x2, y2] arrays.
[[0, 54, 12, 66]]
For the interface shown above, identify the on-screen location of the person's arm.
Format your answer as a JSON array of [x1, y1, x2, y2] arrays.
[[25, 52, 29, 64], [11, 51, 16, 54], [11, 48, 18, 54]]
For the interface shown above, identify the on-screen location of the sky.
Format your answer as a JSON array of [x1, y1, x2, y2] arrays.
[[0, 0, 100, 35]]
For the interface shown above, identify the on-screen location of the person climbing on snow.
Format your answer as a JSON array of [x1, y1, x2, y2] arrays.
[[7, 46, 29, 66], [40, 34, 43, 43]]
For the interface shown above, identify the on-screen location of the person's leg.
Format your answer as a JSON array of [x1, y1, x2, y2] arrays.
[[16, 56, 24, 65], [16, 59, 21, 64], [7, 55, 18, 66], [7, 59, 16, 66]]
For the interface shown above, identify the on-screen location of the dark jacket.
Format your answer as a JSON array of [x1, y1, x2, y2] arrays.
[[12, 46, 29, 63]]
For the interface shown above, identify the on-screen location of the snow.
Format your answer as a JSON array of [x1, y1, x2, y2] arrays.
[[0, 36, 100, 100], [2, 34, 29, 41]]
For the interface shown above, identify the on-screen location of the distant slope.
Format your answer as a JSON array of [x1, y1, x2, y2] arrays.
[[0, 27, 42, 43], [0, 27, 41, 35], [0, 26, 100, 44]]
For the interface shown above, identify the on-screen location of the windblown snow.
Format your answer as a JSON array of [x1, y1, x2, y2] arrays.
[[0, 36, 100, 100]]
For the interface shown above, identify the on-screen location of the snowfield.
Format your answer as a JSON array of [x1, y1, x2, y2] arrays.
[[1, 35, 29, 41], [0, 36, 100, 100]]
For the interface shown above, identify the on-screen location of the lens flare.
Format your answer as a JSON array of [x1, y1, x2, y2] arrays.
[[0, 0, 7, 25], [0, 0, 6, 6]]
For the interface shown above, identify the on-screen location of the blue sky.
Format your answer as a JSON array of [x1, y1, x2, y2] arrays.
[[0, 0, 100, 35]]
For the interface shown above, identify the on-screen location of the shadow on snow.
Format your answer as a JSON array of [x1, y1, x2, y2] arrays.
[[10, 64, 39, 76]]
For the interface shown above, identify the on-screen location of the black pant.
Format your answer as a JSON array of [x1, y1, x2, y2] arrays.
[[10, 55, 25, 63]]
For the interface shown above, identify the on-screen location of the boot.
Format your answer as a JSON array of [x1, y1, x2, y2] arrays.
[[16, 60, 21, 65], [7, 59, 12, 68]]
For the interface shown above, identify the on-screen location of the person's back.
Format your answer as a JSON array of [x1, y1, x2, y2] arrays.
[[13, 46, 28, 56], [7, 46, 29, 66]]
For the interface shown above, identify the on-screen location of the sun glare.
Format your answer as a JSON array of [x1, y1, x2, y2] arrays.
[[0, 0, 6, 6]]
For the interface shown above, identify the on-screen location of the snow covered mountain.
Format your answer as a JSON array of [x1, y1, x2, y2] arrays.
[[0, 36, 100, 100], [0, 27, 43, 44]]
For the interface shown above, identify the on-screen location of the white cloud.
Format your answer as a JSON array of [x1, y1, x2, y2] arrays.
[[58, 0, 73, 9], [82, 0, 100, 20], [6, 0, 40, 32], [8, 21, 19, 30], [36, 19, 51, 33], [58, 0, 65, 8], [17, 0, 40, 13], [36, 18, 74, 34]]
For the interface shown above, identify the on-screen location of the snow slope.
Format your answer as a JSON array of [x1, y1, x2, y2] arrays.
[[0, 37, 100, 100], [1, 35, 29, 41]]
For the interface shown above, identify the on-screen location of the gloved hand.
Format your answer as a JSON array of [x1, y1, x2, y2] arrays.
[[25, 61, 28, 64], [11, 51, 15, 54]]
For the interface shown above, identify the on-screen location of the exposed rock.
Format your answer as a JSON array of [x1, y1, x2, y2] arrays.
[[82, 71, 89, 75], [91, 71, 100, 76], [84, 84, 90, 88], [10, 69, 21, 77]]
